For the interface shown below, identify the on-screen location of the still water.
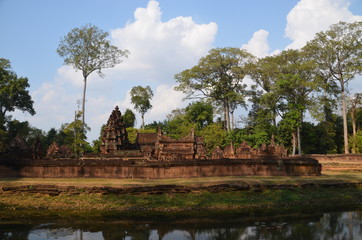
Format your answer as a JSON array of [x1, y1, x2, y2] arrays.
[[1, 210, 361, 240]]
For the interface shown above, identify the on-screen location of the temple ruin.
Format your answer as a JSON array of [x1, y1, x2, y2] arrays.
[[0, 106, 322, 178], [100, 106, 207, 160], [99, 106, 287, 161]]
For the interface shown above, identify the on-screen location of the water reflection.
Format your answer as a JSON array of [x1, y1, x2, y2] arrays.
[[0, 211, 361, 240]]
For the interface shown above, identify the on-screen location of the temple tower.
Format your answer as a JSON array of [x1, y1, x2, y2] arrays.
[[100, 106, 129, 154]]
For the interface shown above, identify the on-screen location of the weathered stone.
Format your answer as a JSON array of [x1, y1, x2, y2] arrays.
[[100, 106, 130, 154], [31, 136, 42, 160], [212, 146, 223, 160], [47, 142, 60, 158]]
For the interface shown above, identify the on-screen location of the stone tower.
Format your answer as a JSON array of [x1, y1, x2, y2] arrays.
[[100, 106, 129, 154]]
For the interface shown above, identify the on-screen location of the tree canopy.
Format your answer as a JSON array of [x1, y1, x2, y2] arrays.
[[0, 58, 35, 125], [130, 85, 154, 129], [57, 24, 129, 125], [304, 21, 362, 153], [175, 47, 255, 132]]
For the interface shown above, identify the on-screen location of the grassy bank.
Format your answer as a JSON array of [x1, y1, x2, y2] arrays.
[[1, 159, 362, 219], [1, 172, 362, 219], [1, 185, 361, 219]]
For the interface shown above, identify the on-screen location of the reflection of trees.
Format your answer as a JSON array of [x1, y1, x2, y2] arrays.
[[102, 225, 150, 240], [1, 210, 362, 239], [0, 224, 33, 240]]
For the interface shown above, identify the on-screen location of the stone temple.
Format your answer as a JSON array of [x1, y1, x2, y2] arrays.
[[0, 106, 322, 178], [100, 106, 207, 161], [99, 106, 288, 161]]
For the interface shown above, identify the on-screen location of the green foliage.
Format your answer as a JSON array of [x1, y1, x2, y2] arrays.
[[0, 58, 35, 123], [123, 109, 136, 128], [57, 24, 129, 124], [0, 119, 47, 154], [57, 24, 129, 79], [164, 112, 195, 140], [130, 85, 154, 129], [349, 130, 362, 153], [144, 121, 167, 132], [184, 101, 213, 130], [229, 128, 270, 149], [199, 123, 228, 155], [304, 21, 362, 153], [175, 47, 255, 131], [45, 128, 66, 147], [61, 112, 91, 156]]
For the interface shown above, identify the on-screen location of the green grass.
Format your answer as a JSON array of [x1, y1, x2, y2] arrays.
[[1, 185, 361, 219], [0, 168, 361, 219]]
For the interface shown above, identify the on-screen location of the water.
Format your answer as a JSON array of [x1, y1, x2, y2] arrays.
[[1, 210, 361, 240]]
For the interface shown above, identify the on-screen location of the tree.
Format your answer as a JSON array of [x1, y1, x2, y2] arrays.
[[0, 58, 35, 125], [247, 55, 282, 128], [130, 86, 153, 129], [199, 123, 228, 155], [175, 47, 254, 132], [61, 111, 91, 156], [123, 108, 136, 128], [348, 93, 362, 153], [304, 21, 362, 154], [57, 24, 129, 126], [184, 101, 213, 130], [272, 49, 319, 155]]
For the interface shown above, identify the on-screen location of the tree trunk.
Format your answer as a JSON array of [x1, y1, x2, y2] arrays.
[[230, 110, 235, 130], [351, 109, 356, 153], [224, 102, 231, 132], [82, 77, 87, 127], [297, 125, 302, 156], [351, 110, 356, 136], [141, 113, 145, 130], [292, 131, 297, 156], [341, 87, 349, 154]]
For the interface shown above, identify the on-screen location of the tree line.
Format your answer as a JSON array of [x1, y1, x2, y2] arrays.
[[0, 21, 361, 157]]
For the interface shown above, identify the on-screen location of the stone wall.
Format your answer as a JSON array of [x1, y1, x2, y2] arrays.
[[0, 158, 321, 178], [308, 154, 362, 161]]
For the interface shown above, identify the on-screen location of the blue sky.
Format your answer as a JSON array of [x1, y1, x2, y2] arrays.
[[0, 0, 361, 141]]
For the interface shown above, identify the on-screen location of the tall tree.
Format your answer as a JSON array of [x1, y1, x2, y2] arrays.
[[130, 86, 154, 129], [57, 24, 129, 126], [247, 55, 281, 128], [175, 47, 254, 132], [123, 108, 136, 128], [272, 49, 319, 155], [0, 58, 35, 124], [304, 21, 362, 154]]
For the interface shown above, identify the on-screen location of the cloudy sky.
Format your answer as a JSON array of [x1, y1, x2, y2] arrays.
[[0, 0, 361, 141]]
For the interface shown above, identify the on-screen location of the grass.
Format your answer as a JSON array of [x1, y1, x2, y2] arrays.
[[1, 186, 361, 219], [0, 159, 361, 219]]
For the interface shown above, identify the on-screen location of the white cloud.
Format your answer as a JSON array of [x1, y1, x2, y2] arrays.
[[241, 29, 270, 58], [147, 84, 187, 122], [16, 0, 217, 142], [111, 0, 217, 83], [285, 0, 362, 49]]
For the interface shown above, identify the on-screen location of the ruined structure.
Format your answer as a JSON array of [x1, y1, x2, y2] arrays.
[[0, 106, 322, 178], [100, 106, 207, 161], [100, 106, 130, 154], [46, 142, 72, 159]]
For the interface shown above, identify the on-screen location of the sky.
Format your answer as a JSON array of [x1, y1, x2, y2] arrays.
[[0, 0, 361, 142]]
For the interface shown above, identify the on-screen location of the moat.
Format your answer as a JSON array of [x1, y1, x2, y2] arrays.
[[1, 209, 361, 240]]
